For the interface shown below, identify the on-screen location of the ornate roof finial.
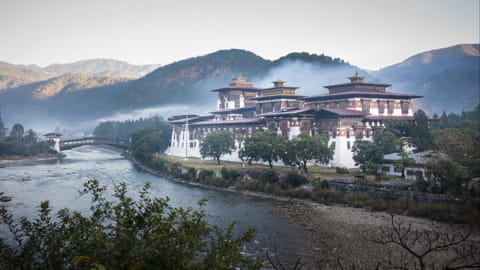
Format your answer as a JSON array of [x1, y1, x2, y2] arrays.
[[273, 78, 285, 88], [348, 71, 364, 83]]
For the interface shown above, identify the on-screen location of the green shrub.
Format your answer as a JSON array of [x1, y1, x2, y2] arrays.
[[185, 167, 197, 180], [310, 178, 330, 189], [264, 183, 283, 194], [259, 170, 279, 184], [281, 172, 304, 189], [203, 176, 230, 187], [0, 180, 262, 270], [198, 169, 215, 181], [335, 167, 349, 174], [220, 167, 239, 182], [287, 187, 312, 199], [169, 162, 182, 178]]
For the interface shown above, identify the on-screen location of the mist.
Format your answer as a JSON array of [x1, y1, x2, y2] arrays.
[[1, 58, 440, 137], [255, 60, 360, 96]]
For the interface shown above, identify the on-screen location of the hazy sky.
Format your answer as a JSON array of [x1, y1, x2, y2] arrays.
[[0, 0, 478, 70]]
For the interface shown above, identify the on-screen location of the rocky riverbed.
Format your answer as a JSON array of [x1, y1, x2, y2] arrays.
[[272, 201, 480, 269]]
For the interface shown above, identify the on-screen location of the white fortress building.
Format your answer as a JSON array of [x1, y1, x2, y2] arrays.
[[165, 74, 421, 168]]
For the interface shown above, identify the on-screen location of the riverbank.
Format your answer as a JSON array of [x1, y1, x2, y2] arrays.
[[128, 155, 480, 268], [0, 153, 65, 168]]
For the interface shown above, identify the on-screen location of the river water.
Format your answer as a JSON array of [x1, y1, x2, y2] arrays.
[[0, 145, 306, 263]]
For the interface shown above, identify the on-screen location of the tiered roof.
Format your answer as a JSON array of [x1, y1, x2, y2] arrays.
[[210, 75, 260, 92], [301, 72, 422, 101], [249, 79, 304, 100]]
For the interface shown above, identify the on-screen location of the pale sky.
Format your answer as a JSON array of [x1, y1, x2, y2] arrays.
[[0, 0, 478, 70]]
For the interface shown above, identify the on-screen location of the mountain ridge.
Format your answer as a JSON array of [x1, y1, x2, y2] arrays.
[[0, 59, 160, 91], [374, 43, 479, 114], [0, 45, 478, 130]]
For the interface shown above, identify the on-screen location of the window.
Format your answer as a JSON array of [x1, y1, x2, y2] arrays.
[[381, 166, 390, 172], [362, 101, 370, 113], [402, 102, 409, 114], [378, 101, 385, 113], [347, 141, 351, 149], [394, 167, 403, 173], [388, 102, 394, 114]]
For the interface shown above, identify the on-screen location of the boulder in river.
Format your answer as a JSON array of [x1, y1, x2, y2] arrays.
[[0, 196, 12, 202]]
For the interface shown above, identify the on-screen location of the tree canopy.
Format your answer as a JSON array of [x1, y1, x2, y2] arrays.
[[283, 134, 334, 173], [381, 110, 435, 152], [0, 123, 54, 157], [129, 121, 171, 162], [200, 131, 235, 165], [352, 140, 384, 173], [239, 131, 287, 169], [94, 116, 168, 140]]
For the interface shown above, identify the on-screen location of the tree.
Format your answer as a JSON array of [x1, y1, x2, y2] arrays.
[[433, 123, 480, 170], [239, 131, 287, 169], [0, 113, 6, 141], [426, 155, 468, 193], [130, 122, 171, 162], [411, 110, 435, 151], [283, 134, 333, 174], [382, 110, 435, 152], [0, 180, 262, 270], [352, 140, 384, 173], [374, 130, 398, 154], [10, 123, 24, 143], [200, 131, 235, 165], [373, 215, 480, 269]]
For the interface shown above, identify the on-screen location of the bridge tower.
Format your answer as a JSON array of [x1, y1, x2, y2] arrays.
[[44, 133, 62, 152]]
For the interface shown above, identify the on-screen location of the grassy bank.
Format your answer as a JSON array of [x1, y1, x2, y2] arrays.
[[139, 154, 480, 226]]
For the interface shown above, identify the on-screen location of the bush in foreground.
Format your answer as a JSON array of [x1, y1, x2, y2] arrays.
[[0, 180, 262, 270]]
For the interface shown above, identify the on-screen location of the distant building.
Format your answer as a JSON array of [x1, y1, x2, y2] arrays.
[[165, 74, 422, 168], [379, 151, 439, 180], [44, 133, 62, 152]]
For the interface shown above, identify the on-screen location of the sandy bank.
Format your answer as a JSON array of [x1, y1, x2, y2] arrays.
[[0, 153, 64, 168]]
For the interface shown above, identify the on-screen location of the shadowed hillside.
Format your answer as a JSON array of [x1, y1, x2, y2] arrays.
[[374, 44, 479, 113]]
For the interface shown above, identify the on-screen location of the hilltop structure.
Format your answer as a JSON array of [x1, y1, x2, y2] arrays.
[[165, 74, 422, 168]]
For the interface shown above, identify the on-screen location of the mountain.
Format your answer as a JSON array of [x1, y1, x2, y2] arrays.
[[103, 49, 355, 111], [374, 44, 479, 113], [0, 61, 54, 89], [44, 59, 161, 78], [0, 59, 159, 92], [0, 49, 355, 130], [2, 45, 477, 131]]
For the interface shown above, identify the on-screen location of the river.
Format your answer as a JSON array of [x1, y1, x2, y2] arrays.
[[0, 145, 307, 263]]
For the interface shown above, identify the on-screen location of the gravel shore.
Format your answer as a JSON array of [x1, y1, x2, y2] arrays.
[[272, 200, 479, 269], [0, 153, 64, 168]]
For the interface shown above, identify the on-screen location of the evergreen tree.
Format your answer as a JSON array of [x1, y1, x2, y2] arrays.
[[0, 113, 6, 141], [10, 123, 24, 144]]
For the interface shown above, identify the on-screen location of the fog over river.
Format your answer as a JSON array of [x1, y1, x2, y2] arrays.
[[0, 145, 307, 261]]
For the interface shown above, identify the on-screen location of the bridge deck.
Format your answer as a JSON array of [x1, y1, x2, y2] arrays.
[[60, 137, 129, 150]]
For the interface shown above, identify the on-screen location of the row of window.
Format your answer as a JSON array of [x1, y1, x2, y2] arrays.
[[311, 100, 410, 114]]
